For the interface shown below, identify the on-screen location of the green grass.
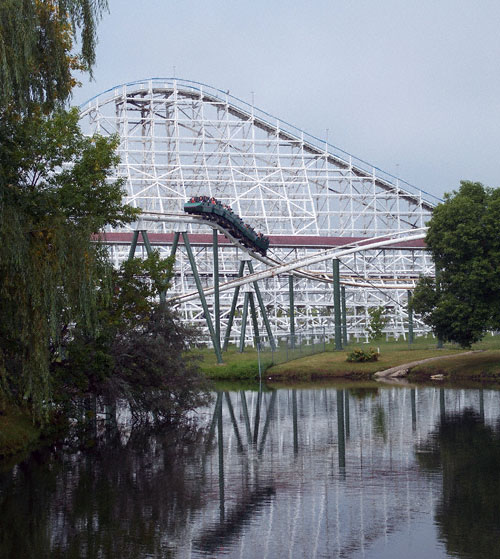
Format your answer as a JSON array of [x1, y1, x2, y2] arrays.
[[194, 333, 500, 382], [409, 350, 500, 382], [267, 347, 462, 380], [195, 345, 273, 379]]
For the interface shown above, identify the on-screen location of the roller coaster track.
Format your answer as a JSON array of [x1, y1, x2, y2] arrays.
[[137, 212, 427, 305]]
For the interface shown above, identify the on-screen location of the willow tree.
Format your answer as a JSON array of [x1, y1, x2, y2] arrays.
[[0, 0, 116, 420], [0, 108, 139, 419], [0, 0, 108, 111]]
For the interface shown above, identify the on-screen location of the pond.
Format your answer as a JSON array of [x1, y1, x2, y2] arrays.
[[1, 383, 500, 558]]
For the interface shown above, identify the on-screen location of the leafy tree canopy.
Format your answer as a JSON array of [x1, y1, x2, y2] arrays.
[[56, 254, 208, 423], [0, 1, 208, 427], [0, 107, 139, 419], [412, 181, 500, 347], [0, 0, 108, 111]]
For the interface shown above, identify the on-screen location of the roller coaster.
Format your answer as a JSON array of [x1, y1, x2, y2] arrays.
[[184, 197, 270, 256], [80, 78, 439, 343]]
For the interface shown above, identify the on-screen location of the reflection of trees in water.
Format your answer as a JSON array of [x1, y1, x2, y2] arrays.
[[417, 409, 500, 559], [0, 420, 209, 559], [348, 387, 379, 400]]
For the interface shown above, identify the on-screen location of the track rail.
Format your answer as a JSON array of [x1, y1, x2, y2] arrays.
[[135, 212, 427, 304]]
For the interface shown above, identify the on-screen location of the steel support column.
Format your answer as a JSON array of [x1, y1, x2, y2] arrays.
[[141, 230, 153, 255], [289, 274, 295, 348], [213, 230, 220, 347], [239, 292, 250, 353], [128, 230, 140, 259], [341, 285, 348, 346], [223, 260, 246, 351], [407, 290, 414, 346], [248, 292, 261, 347], [247, 261, 276, 350], [170, 231, 180, 258], [333, 259, 343, 350], [182, 232, 223, 363]]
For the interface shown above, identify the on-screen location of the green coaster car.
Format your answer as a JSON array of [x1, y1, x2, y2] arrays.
[[184, 198, 270, 256]]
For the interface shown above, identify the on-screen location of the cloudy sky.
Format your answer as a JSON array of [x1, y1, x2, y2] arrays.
[[73, 0, 500, 200]]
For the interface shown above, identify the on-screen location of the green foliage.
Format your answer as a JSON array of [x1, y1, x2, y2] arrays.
[[0, 108, 138, 420], [0, 0, 108, 111], [346, 347, 379, 362], [0, 1, 208, 426], [366, 306, 389, 340], [412, 181, 500, 347], [55, 254, 209, 422]]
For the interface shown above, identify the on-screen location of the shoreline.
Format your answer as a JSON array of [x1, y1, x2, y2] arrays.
[[373, 351, 479, 379], [3, 347, 500, 460]]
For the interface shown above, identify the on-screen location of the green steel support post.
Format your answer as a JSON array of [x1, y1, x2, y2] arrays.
[[289, 275, 295, 349], [182, 232, 223, 363], [248, 292, 261, 348], [333, 259, 343, 350], [223, 260, 245, 350], [128, 230, 140, 259], [170, 231, 180, 258], [213, 230, 220, 347], [341, 285, 348, 346], [407, 290, 414, 346], [246, 261, 276, 350], [239, 292, 250, 353], [141, 230, 153, 256]]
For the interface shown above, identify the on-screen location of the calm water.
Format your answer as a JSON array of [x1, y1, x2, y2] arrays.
[[1, 384, 500, 559]]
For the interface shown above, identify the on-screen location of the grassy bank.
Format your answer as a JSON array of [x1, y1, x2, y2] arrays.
[[408, 350, 500, 382], [196, 346, 274, 379], [197, 334, 500, 382], [267, 347, 462, 380]]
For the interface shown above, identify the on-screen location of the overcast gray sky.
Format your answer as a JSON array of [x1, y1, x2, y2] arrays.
[[73, 0, 500, 200]]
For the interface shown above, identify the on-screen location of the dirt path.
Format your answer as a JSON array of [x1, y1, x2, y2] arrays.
[[374, 351, 477, 380]]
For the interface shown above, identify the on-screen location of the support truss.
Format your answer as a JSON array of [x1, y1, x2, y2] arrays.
[[80, 79, 438, 342]]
